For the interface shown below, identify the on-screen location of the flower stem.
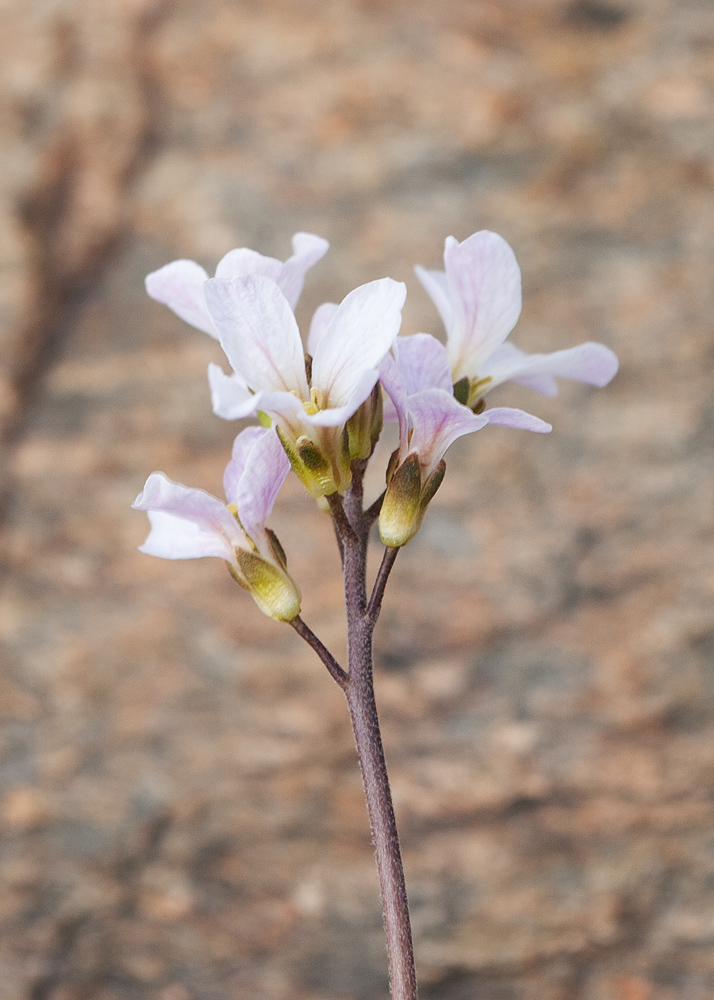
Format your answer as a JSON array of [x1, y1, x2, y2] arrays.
[[344, 600, 417, 1000], [328, 469, 417, 1000]]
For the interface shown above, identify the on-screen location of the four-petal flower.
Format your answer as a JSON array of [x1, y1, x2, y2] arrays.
[[133, 427, 301, 621], [415, 230, 618, 410], [204, 273, 406, 496]]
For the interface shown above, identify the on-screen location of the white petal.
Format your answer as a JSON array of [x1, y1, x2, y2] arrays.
[[307, 302, 339, 356], [133, 472, 245, 561], [484, 407, 552, 433], [145, 260, 216, 338], [204, 275, 309, 398], [482, 341, 619, 392], [207, 363, 261, 421], [236, 428, 290, 543], [223, 426, 268, 503], [393, 333, 453, 394], [311, 277, 406, 408], [305, 368, 380, 428], [407, 389, 488, 478], [139, 510, 231, 560], [215, 247, 282, 282], [378, 353, 409, 451], [414, 265, 454, 335], [279, 233, 330, 309], [444, 231, 522, 377]]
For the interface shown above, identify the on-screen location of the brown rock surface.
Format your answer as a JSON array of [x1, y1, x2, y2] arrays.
[[1, 0, 713, 997]]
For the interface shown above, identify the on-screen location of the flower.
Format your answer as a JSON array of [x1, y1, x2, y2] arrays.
[[144, 232, 329, 339], [415, 230, 619, 410], [204, 273, 406, 497], [132, 427, 301, 621], [378, 334, 550, 547]]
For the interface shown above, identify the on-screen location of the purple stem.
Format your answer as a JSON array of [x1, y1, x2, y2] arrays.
[[296, 471, 417, 999]]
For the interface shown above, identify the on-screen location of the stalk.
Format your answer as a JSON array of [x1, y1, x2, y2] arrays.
[[299, 473, 416, 999]]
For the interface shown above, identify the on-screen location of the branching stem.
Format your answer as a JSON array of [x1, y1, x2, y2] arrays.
[[291, 467, 417, 1000]]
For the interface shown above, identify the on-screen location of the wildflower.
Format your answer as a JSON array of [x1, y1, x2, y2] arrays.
[[378, 334, 550, 547], [133, 427, 300, 621], [204, 274, 406, 497], [415, 230, 618, 411], [144, 232, 329, 339]]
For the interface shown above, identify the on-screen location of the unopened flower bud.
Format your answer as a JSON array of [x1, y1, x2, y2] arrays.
[[379, 453, 446, 547], [346, 382, 383, 461]]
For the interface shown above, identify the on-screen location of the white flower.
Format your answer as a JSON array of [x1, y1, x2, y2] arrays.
[[415, 230, 619, 409]]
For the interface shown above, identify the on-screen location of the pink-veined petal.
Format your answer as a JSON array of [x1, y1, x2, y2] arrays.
[[133, 472, 245, 561], [204, 274, 309, 398], [444, 231, 522, 377], [393, 333, 453, 394], [279, 233, 330, 309], [145, 260, 215, 337], [482, 341, 619, 392], [235, 428, 291, 543], [407, 389, 489, 477], [215, 247, 282, 282], [378, 353, 409, 451], [307, 302, 339, 356], [311, 277, 406, 408], [207, 363, 261, 421], [414, 265, 453, 334], [484, 407, 552, 433], [223, 426, 268, 503]]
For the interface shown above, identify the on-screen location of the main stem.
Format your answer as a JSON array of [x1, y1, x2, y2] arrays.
[[332, 475, 418, 1000]]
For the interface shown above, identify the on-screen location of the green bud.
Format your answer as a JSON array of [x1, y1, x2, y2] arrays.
[[379, 455, 447, 548], [346, 383, 383, 461], [379, 453, 423, 547]]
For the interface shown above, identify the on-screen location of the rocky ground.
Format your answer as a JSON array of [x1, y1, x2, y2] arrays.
[[1, 0, 713, 997]]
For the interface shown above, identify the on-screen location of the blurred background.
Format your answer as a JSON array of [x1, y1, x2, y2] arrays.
[[1, 0, 713, 997]]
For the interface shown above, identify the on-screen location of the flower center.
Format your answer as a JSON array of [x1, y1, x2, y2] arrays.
[[303, 386, 326, 415]]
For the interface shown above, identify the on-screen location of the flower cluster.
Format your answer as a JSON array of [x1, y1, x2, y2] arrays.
[[135, 229, 618, 617]]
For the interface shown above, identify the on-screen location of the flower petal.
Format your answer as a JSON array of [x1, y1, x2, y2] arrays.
[[304, 368, 380, 428], [307, 302, 339, 356], [236, 428, 291, 543], [484, 407, 552, 433], [407, 388, 488, 477], [378, 352, 408, 450], [311, 277, 406, 408], [393, 333, 453, 394], [443, 231, 522, 377], [215, 247, 282, 282], [133, 472, 245, 560], [482, 341, 619, 392], [279, 233, 330, 309], [204, 274, 309, 397], [145, 260, 215, 337], [414, 265, 453, 334], [207, 363, 261, 421], [223, 426, 269, 503]]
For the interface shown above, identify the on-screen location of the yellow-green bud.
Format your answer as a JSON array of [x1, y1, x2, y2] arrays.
[[379, 454, 446, 548]]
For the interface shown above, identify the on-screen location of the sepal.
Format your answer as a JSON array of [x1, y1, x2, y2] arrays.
[[379, 453, 446, 548], [233, 550, 301, 622]]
